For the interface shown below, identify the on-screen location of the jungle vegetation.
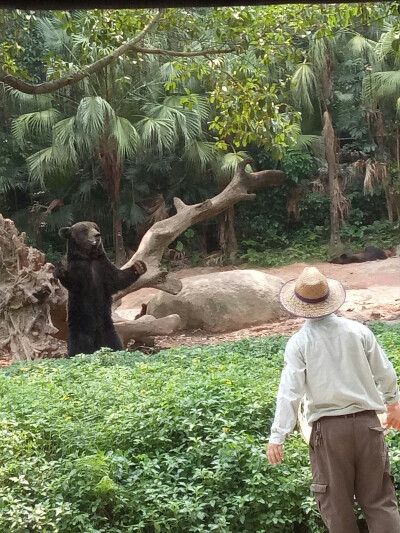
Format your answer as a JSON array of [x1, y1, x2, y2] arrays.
[[1, 3, 400, 266]]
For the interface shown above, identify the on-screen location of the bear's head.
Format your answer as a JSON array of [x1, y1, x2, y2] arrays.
[[59, 221, 106, 260]]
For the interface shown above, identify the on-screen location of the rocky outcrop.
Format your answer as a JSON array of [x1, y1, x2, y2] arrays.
[[146, 269, 287, 332]]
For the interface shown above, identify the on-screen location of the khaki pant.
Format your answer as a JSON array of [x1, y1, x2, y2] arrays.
[[309, 410, 400, 533]]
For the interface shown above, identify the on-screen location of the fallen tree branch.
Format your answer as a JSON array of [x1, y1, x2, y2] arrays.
[[114, 158, 285, 300]]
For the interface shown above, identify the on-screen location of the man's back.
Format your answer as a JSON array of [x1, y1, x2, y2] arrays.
[[286, 314, 392, 423]]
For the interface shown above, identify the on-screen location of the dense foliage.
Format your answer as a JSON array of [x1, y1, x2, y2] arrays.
[[2, 324, 400, 532], [1, 4, 400, 263]]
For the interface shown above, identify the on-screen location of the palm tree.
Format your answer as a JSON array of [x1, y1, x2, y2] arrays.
[[362, 23, 400, 222], [11, 14, 218, 264], [290, 32, 363, 252]]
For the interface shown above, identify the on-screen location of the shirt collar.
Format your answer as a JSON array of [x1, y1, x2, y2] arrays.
[[304, 313, 337, 325]]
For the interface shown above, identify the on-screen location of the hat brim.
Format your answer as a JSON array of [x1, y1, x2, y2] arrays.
[[279, 277, 346, 318]]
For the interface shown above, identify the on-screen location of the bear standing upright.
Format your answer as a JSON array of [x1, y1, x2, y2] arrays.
[[53, 221, 147, 357]]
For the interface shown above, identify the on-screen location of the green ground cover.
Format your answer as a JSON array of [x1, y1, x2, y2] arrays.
[[1, 324, 400, 532]]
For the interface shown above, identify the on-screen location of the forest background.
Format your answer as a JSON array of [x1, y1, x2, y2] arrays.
[[1, 3, 400, 268]]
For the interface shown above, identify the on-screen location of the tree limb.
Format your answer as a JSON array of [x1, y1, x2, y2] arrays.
[[114, 158, 285, 301], [0, 9, 235, 95]]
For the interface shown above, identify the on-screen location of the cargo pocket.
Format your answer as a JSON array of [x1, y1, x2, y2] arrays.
[[311, 483, 328, 494], [369, 426, 387, 456], [310, 483, 328, 515]]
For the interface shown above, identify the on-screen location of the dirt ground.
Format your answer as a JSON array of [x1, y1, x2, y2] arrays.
[[1, 257, 398, 368], [118, 256, 400, 350]]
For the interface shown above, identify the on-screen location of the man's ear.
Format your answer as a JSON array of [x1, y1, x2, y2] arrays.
[[59, 227, 71, 239]]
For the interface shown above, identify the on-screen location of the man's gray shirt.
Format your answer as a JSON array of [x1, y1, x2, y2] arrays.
[[269, 314, 399, 445]]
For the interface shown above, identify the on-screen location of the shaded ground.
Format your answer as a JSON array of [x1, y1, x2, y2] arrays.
[[118, 256, 400, 350]]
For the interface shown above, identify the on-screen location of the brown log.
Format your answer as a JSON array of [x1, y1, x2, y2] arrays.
[[114, 158, 285, 301], [113, 313, 182, 347]]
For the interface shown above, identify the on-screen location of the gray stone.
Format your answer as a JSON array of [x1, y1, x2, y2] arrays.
[[147, 269, 286, 332]]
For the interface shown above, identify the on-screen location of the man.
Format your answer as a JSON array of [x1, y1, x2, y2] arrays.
[[266, 266, 400, 533]]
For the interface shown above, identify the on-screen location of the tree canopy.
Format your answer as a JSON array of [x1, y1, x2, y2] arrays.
[[1, 3, 400, 265]]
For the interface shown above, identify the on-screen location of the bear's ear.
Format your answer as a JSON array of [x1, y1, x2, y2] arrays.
[[59, 227, 71, 239]]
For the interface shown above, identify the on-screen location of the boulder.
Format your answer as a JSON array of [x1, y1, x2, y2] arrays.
[[146, 269, 286, 332]]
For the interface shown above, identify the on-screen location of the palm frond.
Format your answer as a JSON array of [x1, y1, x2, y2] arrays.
[[26, 145, 72, 185], [211, 151, 250, 186], [12, 109, 61, 145], [117, 202, 147, 228], [75, 96, 116, 140], [53, 117, 76, 144], [109, 117, 139, 159], [295, 134, 325, 159], [221, 151, 250, 174], [142, 99, 189, 137], [183, 140, 216, 170], [4, 86, 53, 112], [43, 204, 74, 231], [26, 147, 58, 185], [362, 71, 400, 103], [136, 117, 177, 154], [376, 28, 395, 62], [396, 97, 400, 116], [0, 173, 24, 193], [291, 63, 318, 115], [309, 36, 329, 75], [36, 16, 70, 54], [189, 94, 210, 121], [74, 174, 103, 204], [346, 34, 378, 67]]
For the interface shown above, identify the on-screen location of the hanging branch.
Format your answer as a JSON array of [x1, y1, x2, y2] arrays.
[[0, 9, 235, 95]]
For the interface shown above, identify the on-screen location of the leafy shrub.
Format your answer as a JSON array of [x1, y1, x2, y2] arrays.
[[0, 337, 326, 532], [339, 220, 400, 250], [2, 326, 400, 532], [239, 226, 329, 267]]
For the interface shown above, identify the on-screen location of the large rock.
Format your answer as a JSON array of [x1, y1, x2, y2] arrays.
[[146, 269, 286, 332]]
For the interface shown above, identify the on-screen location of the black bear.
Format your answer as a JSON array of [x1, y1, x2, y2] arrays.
[[53, 221, 147, 357], [330, 246, 390, 264]]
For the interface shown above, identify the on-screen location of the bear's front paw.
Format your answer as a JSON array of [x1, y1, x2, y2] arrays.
[[53, 262, 67, 280], [132, 260, 147, 276]]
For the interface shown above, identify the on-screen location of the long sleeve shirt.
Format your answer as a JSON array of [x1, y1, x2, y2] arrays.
[[269, 314, 399, 445]]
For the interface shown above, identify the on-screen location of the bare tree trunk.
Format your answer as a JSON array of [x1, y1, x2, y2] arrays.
[[384, 183, 394, 224], [113, 213, 126, 266], [98, 140, 126, 265], [218, 206, 238, 263], [115, 158, 285, 299], [322, 111, 342, 254]]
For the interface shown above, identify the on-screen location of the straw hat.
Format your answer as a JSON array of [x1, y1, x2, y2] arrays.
[[279, 266, 345, 318]]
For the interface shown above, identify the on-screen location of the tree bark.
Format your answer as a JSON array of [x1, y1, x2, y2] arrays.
[[322, 111, 342, 254], [218, 206, 238, 263], [98, 139, 126, 265], [0, 215, 65, 361]]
